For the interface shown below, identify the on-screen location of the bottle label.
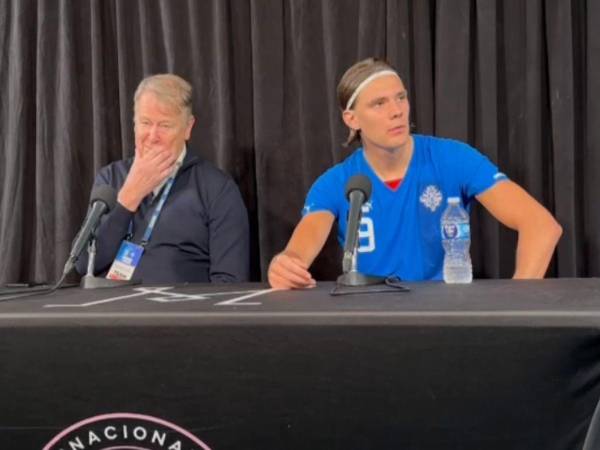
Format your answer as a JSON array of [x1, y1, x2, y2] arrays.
[[442, 222, 470, 240]]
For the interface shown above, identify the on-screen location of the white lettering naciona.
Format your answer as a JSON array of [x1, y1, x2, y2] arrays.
[[58, 424, 190, 449]]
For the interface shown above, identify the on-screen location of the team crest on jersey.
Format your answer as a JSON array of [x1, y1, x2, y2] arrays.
[[420, 185, 443, 212]]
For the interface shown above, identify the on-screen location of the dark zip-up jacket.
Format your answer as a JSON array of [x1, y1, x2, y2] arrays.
[[75, 151, 249, 283]]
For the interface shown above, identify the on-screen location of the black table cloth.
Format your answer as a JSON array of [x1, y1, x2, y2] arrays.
[[1, 279, 600, 449]]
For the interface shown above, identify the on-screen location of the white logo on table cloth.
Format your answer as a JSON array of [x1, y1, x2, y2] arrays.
[[44, 287, 273, 308], [43, 412, 212, 450]]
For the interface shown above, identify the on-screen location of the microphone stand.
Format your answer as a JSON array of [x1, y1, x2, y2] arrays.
[[80, 238, 140, 289], [336, 238, 384, 287]]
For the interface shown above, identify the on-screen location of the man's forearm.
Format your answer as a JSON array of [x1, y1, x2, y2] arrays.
[[513, 220, 562, 279], [283, 212, 334, 268]]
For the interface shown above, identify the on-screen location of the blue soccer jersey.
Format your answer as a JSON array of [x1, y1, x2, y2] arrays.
[[302, 134, 508, 281]]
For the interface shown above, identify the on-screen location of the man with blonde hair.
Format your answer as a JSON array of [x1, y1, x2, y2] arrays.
[[268, 58, 562, 287], [76, 74, 249, 283]]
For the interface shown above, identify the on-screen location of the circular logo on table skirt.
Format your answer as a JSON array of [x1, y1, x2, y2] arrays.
[[43, 412, 212, 450]]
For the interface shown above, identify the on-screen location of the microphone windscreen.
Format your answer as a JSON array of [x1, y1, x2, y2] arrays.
[[345, 174, 372, 201], [89, 184, 117, 211]]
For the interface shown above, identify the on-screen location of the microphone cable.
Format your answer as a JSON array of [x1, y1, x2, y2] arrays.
[[0, 271, 72, 303]]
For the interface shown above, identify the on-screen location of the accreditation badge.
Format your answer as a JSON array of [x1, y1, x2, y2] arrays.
[[106, 241, 144, 281]]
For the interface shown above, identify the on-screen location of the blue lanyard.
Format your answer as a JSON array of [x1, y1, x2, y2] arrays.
[[127, 177, 175, 247]]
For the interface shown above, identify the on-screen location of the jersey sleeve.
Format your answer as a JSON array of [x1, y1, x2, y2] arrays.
[[301, 168, 342, 218], [453, 143, 508, 200]]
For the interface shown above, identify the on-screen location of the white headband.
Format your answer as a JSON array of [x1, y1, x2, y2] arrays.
[[344, 70, 400, 111]]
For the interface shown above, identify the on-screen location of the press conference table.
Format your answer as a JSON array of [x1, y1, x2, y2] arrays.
[[2, 279, 600, 449]]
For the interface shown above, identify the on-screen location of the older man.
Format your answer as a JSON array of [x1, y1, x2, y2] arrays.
[[76, 74, 249, 283]]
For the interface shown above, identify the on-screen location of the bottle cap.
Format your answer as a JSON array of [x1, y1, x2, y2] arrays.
[[447, 197, 460, 204]]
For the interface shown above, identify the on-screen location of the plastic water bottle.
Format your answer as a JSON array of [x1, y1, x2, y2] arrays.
[[441, 197, 473, 283]]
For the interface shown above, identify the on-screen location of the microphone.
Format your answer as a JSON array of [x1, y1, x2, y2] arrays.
[[63, 184, 117, 275], [342, 175, 372, 273]]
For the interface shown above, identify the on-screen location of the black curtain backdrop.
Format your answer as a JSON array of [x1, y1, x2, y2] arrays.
[[0, 0, 598, 284]]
